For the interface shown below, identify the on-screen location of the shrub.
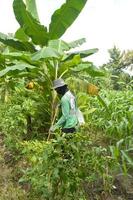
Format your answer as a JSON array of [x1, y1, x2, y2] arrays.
[[20, 132, 115, 199]]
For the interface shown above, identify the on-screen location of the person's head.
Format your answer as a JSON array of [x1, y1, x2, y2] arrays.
[[55, 85, 68, 95], [53, 78, 68, 95]]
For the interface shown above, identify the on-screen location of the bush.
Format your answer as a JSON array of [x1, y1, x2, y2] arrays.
[[0, 86, 51, 151], [20, 132, 115, 200]]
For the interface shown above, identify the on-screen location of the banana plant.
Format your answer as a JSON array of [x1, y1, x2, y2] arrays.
[[0, 0, 93, 83], [0, 38, 102, 128], [0, 0, 97, 82], [13, 0, 87, 44], [0, 0, 88, 50], [0, 0, 104, 132], [0, 38, 101, 79]]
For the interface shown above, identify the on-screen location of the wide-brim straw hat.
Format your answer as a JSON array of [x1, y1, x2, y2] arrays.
[[53, 78, 67, 89]]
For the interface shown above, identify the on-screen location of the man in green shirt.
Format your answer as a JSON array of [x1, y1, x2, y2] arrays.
[[50, 78, 78, 133]]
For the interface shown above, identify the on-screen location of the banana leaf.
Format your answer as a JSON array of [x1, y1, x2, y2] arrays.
[[49, 0, 87, 39], [0, 62, 35, 77], [59, 55, 81, 76], [15, 28, 29, 41], [48, 40, 70, 53], [0, 32, 36, 52], [48, 38, 86, 54], [31, 47, 61, 61], [63, 48, 99, 61], [68, 38, 86, 49], [71, 63, 104, 77], [25, 0, 39, 21], [2, 52, 38, 66], [13, 0, 48, 45]]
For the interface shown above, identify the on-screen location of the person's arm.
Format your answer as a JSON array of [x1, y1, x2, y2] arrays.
[[53, 97, 70, 130]]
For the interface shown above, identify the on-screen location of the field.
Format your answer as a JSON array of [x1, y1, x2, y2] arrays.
[[0, 0, 133, 199]]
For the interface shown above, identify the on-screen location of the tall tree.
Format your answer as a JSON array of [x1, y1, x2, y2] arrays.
[[101, 46, 132, 90]]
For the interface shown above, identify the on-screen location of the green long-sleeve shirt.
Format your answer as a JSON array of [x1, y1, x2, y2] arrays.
[[53, 91, 78, 130]]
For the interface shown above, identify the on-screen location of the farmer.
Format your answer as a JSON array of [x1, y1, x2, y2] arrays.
[[50, 78, 79, 133]]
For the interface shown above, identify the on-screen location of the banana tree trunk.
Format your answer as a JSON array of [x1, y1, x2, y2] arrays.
[[48, 61, 59, 140], [50, 60, 59, 124]]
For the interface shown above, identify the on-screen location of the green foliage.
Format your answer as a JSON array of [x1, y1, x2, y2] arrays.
[[0, 103, 27, 150], [49, 0, 87, 39], [0, 0, 99, 90], [31, 47, 61, 61], [1, 2, 133, 199], [20, 132, 115, 199], [71, 62, 104, 77], [25, 0, 39, 21], [48, 39, 70, 53], [108, 46, 123, 69], [0, 32, 36, 52], [64, 48, 98, 61], [122, 50, 133, 67], [13, 0, 49, 46], [84, 90, 133, 140], [68, 38, 86, 49], [12, 0, 87, 46], [74, 89, 133, 177], [15, 28, 29, 41], [110, 136, 133, 174], [101, 46, 133, 90], [0, 62, 35, 77], [0, 83, 52, 150], [0, 36, 101, 134], [0, 70, 132, 199]]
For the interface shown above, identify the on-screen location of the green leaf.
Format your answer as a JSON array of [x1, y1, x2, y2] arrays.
[[68, 38, 86, 49], [97, 95, 110, 114], [71, 62, 92, 71], [13, 0, 48, 45], [49, 0, 87, 39], [0, 62, 35, 77], [72, 62, 104, 77], [116, 139, 124, 148], [25, 0, 39, 21], [64, 48, 99, 61], [121, 150, 133, 166], [59, 55, 81, 77], [48, 39, 70, 53], [84, 108, 97, 115], [2, 52, 38, 66], [0, 32, 36, 52], [48, 39, 86, 54], [32, 47, 61, 61], [61, 54, 81, 69], [0, 54, 5, 67], [15, 28, 29, 41]]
